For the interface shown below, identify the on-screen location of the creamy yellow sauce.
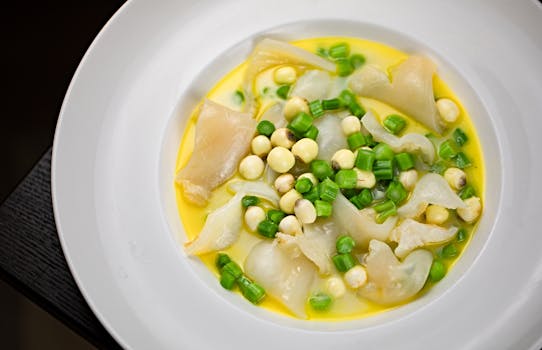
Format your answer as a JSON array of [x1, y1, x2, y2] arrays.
[[175, 37, 484, 320]]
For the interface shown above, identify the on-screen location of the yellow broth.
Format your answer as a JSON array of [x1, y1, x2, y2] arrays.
[[175, 37, 484, 320]]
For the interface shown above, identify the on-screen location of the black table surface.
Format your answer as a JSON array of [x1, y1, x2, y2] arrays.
[[0, 149, 121, 349], [2, 1, 126, 349]]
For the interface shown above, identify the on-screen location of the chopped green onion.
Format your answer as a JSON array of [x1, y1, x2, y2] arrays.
[[350, 189, 373, 209], [336, 58, 354, 77], [288, 112, 313, 134], [256, 120, 275, 137], [342, 188, 359, 199], [456, 228, 468, 242], [233, 90, 245, 104], [303, 125, 319, 140], [453, 128, 469, 146], [315, 199, 332, 217], [348, 101, 365, 118], [376, 207, 397, 223], [319, 178, 339, 202], [455, 152, 472, 169], [308, 100, 324, 118], [276, 85, 290, 99], [316, 47, 328, 58], [350, 54, 366, 68], [329, 42, 350, 59], [347, 132, 366, 150], [355, 149, 376, 171], [295, 178, 313, 194], [374, 143, 395, 160], [222, 261, 243, 280], [459, 185, 476, 200], [332, 253, 357, 272], [309, 292, 332, 311], [441, 243, 458, 258], [303, 186, 320, 203], [310, 160, 334, 180], [365, 134, 376, 147], [220, 271, 237, 290], [336, 235, 356, 254], [322, 98, 341, 110], [439, 140, 458, 160], [429, 260, 446, 282], [430, 160, 448, 175], [237, 276, 266, 304], [373, 160, 394, 180], [215, 253, 231, 270], [257, 220, 279, 238], [395, 152, 415, 171], [383, 114, 407, 134], [386, 181, 407, 204], [267, 209, 285, 224], [338, 89, 356, 106], [374, 199, 396, 213], [335, 169, 357, 189], [241, 195, 260, 208]]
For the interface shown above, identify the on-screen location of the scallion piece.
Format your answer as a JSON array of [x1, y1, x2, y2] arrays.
[[215, 253, 231, 270], [310, 160, 334, 180], [319, 178, 339, 202], [395, 152, 415, 171], [256, 120, 275, 137], [376, 207, 397, 223], [322, 98, 341, 110], [241, 195, 260, 208], [350, 188, 373, 209], [220, 271, 237, 290], [303, 186, 320, 203], [456, 228, 468, 242], [267, 209, 285, 224], [348, 101, 365, 118], [355, 149, 375, 171], [453, 128, 469, 146], [288, 112, 313, 134], [373, 199, 396, 213], [441, 243, 458, 258], [276, 85, 290, 99], [374, 143, 394, 160], [237, 276, 266, 304], [373, 160, 394, 180], [347, 132, 366, 150], [308, 100, 324, 118], [233, 90, 245, 105], [332, 253, 356, 272], [365, 133, 376, 147], [316, 47, 328, 58], [386, 181, 407, 204], [439, 140, 458, 160], [335, 169, 357, 189], [257, 220, 279, 238], [338, 89, 356, 106], [336, 58, 354, 77], [329, 42, 350, 59], [303, 125, 319, 140], [430, 160, 448, 175], [342, 188, 358, 199], [222, 261, 243, 280], [350, 54, 366, 68], [336, 235, 356, 254], [455, 152, 472, 168], [295, 178, 313, 194], [309, 292, 332, 311], [459, 185, 476, 200], [314, 200, 332, 217], [429, 260, 446, 282], [383, 114, 407, 134]]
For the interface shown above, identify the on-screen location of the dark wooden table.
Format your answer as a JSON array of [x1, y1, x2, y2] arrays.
[[2, 2, 126, 348]]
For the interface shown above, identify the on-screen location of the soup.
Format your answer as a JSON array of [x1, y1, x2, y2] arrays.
[[174, 37, 484, 320]]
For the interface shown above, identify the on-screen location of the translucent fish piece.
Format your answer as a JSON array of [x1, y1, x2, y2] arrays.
[[350, 56, 443, 134], [176, 99, 256, 206], [390, 219, 458, 258], [358, 240, 433, 304]]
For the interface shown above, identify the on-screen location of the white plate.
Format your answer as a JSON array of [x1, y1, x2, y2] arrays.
[[52, 0, 542, 348]]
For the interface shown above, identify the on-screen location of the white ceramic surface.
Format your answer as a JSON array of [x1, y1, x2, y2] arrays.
[[52, 0, 542, 349]]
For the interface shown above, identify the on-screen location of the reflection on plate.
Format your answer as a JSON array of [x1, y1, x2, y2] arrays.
[[52, 0, 542, 349]]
